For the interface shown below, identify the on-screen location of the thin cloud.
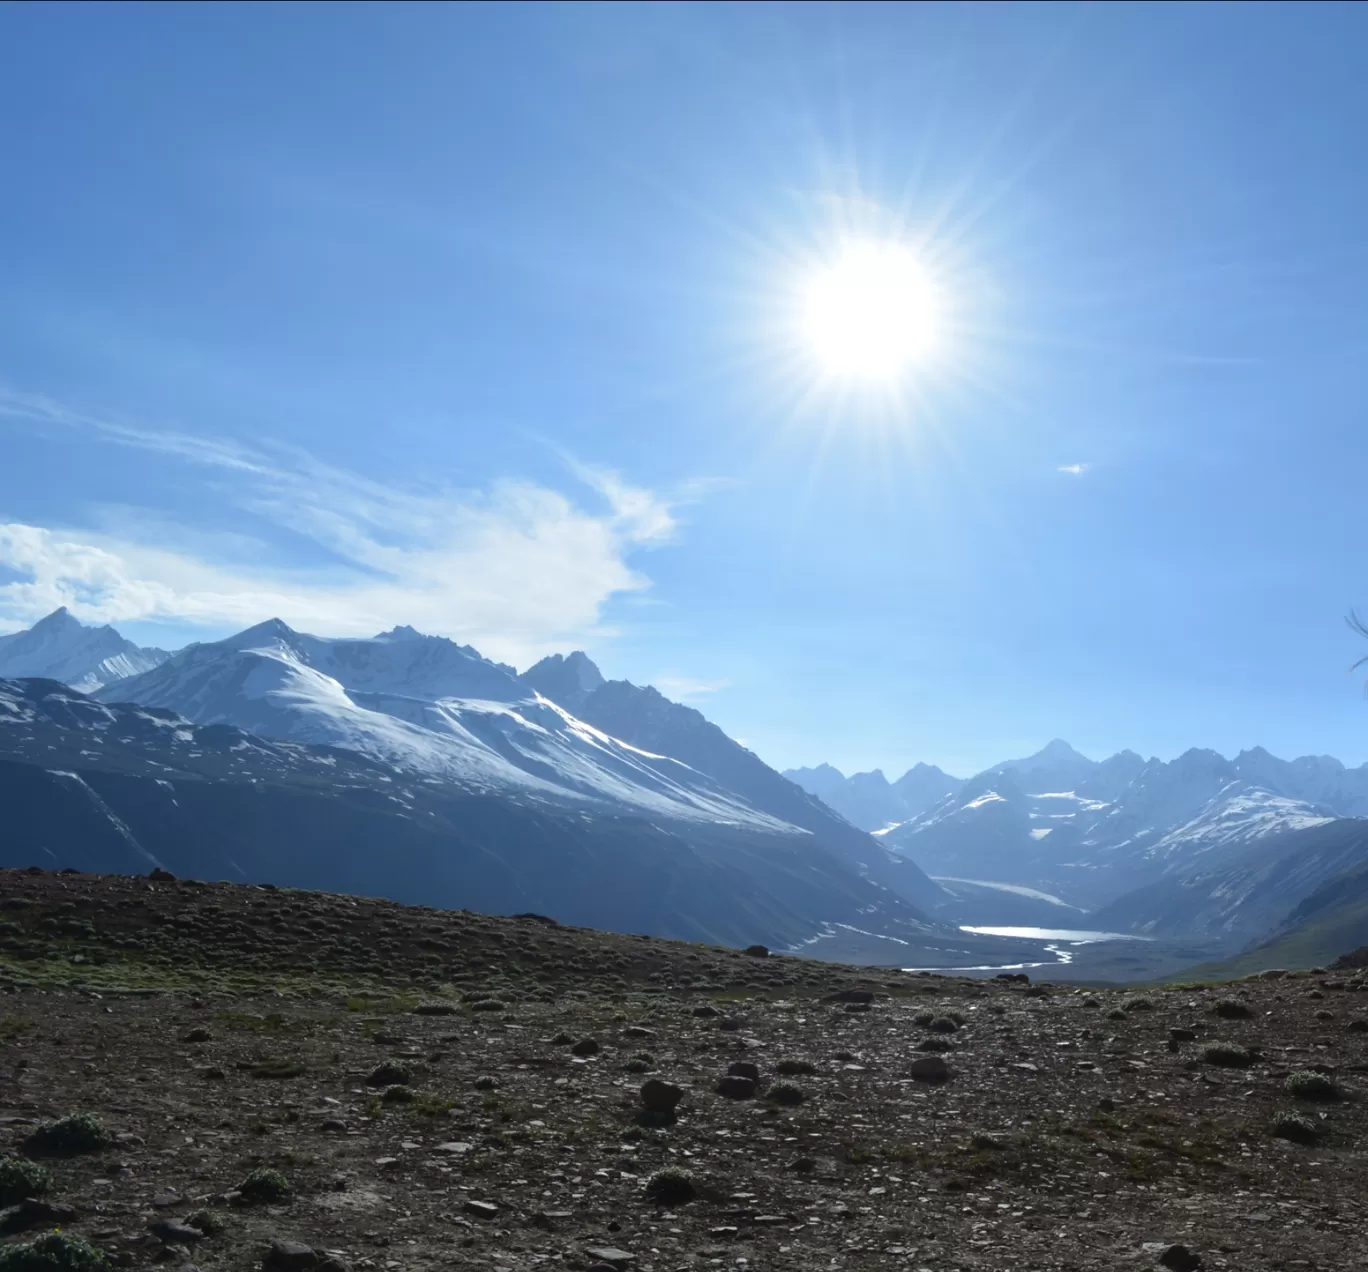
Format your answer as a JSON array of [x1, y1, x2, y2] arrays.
[[1057, 463, 1089, 476], [0, 389, 690, 665], [652, 673, 729, 702]]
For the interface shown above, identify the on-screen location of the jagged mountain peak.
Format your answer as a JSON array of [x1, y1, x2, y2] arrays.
[[0, 608, 169, 693]]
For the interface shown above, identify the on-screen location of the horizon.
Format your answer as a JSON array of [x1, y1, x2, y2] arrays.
[[4, 4, 1368, 775], [7, 601, 1365, 777]]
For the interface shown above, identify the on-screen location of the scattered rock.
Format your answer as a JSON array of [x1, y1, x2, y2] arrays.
[[148, 1221, 206, 1246], [0, 1198, 78, 1234], [743, 944, 769, 958], [1156, 1244, 1202, 1272], [640, 1079, 684, 1115], [691, 1005, 720, 1018], [462, 1199, 498, 1219], [263, 1241, 319, 1272], [715, 1075, 757, 1099], [909, 1055, 952, 1083], [726, 1061, 760, 1081], [180, 1027, 212, 1043], [571, 1038, 601, 1057]]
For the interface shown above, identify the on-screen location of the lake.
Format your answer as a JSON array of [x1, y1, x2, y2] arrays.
[[958, 925, 1153, 943]]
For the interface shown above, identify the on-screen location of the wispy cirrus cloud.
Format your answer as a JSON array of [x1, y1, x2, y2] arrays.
[[652, 673, 729, 702], [1057, 463, 1089, 476], [0, 386, 690, 666]]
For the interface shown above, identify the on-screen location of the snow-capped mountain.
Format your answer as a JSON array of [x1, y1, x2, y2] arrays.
[[0, 676, 960, 950], [879, 743, 1339, 909], [0, 608, 168, 692], [87, 619, 952, 922], [782, 761, 961, 832], [95, 619, 800, 831]]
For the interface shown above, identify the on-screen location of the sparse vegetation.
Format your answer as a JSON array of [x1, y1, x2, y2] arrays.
[[0, 1156, 51, 1206], [1201, 1044, 1253, 1068], [366, 1061, 412, 1087], [237, 1167, 291, 1204], [766, 1081, 806, 1106], [1270, 1112, 1320, 1144], [0, 1233, 107, 1272], [776, 1057, 816, 1075], [23, 1112, 114, 1157], [1212, 998, 1253, 1019], [1285, 1070, 1341, 1102], [645, 1166, 696, 1205]]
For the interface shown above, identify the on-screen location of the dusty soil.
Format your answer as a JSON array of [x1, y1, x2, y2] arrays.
[[1, 869, 1366, 1272]]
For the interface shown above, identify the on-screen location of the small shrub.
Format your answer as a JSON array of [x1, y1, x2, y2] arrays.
[[0, 1232, 108, 1272], [776, 1058, 816, 1076], [1269, 1112, 1320, 1144], [917, 1037, 954, 1053], [1202, 1044, 1253, 1068], [381, 1084, 415, 1104], [1122, 996, 1155, 1013], [911, 1012, 935, 1027], [928, 1017, 960, 1034], [470, 998, 506, 1013], [366, 1062, 412, 1087], [550, 1032, 574, 1045], [473, 1075, 499, 1090], [0, 1156, 50, 1206], [236, 1167, 291, 1204], [23, 1112, 114, 1157], [1211, 998, 1252, 1020], [1285, 1070, 1341, 1102], [645, 1166, 696, 1205], [766, 1081, 806, 1106], [622, 1058, 651, 1074]]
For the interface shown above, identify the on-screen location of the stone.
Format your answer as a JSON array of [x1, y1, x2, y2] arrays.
[[1170, 1028, 1198, 1042], [149, 1221, 207, 1245], [623, 1026, 656, 1039], [433, 1141, 473, 1155], [640, 1078, 684, 1114], [727, 1061, 760, 1081], [148, 868, 177, 882], [263, 1241, 319, 1272], [411, 1002, 457, 1016], [571, 1038, 600, 1057], [1156, 1245, 1202, 1272], [181, 1028, 212, 1043], [909, 1056, 952, 1083], [715, 1075, 757, 1099], [0, 1199, 79, 1234], [743, 944, 769, 957], [320, 1119, 347, 1133], [830, 989, 874, 1004], [463, 1199, 498, 1219], [585, 1249, 636, 1269], [691, 1005, 720, 1018]]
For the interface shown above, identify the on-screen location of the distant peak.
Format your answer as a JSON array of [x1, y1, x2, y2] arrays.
[[376, 624, 425, 642], [1039, 738, 1084, 757], [563, 651, 605, 692], [230, 617, 299, 646], [31, 606, 83, 631]]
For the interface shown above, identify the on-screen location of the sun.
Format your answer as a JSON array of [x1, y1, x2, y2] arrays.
[[800, 240, 941, 381]]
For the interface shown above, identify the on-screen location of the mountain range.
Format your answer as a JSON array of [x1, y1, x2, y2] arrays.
[[5, 604, 1368, 974], [0, 607, 167, 691], [0, 610, 980, 959]]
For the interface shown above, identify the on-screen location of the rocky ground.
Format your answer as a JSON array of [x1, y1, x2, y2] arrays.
[[0, 869, 1367, 1272]]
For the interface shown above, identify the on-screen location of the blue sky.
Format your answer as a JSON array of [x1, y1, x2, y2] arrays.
[[3, 1, 1368, 776]]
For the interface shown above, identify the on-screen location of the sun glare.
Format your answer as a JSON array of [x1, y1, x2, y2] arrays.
[[800, 240, 940, 381]]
